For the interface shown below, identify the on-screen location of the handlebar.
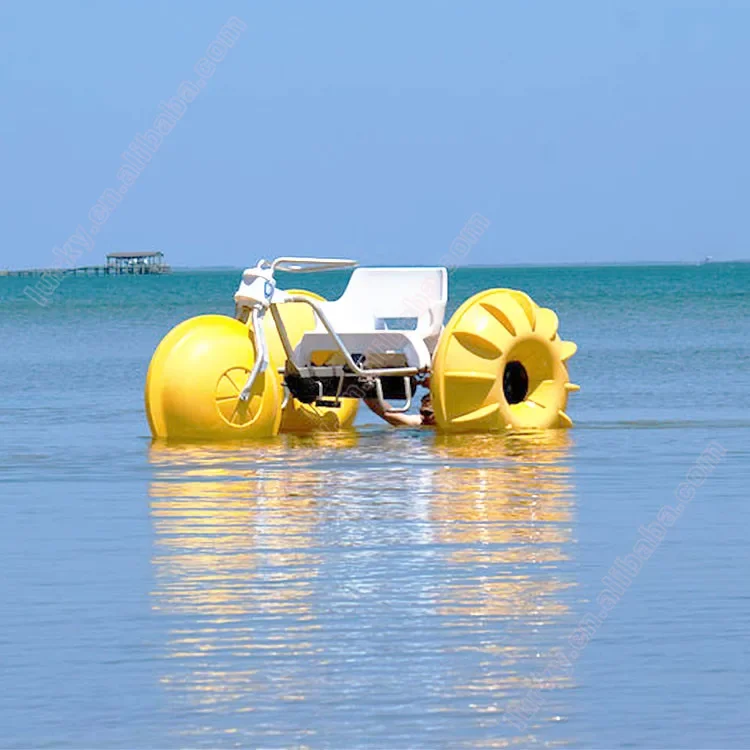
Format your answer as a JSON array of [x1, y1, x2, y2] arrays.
[[271, 257, 358, 274]]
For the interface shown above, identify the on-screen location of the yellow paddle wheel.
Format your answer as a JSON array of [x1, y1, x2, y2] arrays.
[[431, 289, 578, 432]]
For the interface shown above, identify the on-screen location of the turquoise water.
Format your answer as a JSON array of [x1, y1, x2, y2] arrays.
[[1, 264, 748, 748]]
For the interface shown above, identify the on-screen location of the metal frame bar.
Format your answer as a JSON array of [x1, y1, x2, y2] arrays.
[[269, 303, 298, 373], [374, 377, 413, 414]]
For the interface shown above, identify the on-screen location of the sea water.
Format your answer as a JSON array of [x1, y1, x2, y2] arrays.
[[0, 264, 748, 748]]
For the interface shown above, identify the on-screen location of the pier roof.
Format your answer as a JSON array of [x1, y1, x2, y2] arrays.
[[106, 251, 164, 260]]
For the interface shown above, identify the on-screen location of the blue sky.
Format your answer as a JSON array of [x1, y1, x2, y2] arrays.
[[2, 0, 749, 269]]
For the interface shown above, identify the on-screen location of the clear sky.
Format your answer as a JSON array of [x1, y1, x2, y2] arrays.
[[2, 0, 749, 269]]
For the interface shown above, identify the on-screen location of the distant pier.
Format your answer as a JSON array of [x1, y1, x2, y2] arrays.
[[1, 251, 171, 278]]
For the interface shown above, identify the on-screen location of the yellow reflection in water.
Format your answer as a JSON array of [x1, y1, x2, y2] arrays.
[[149, 428, 576, 745], [429, 430, 576, 736], [149, 434, 358, 731]]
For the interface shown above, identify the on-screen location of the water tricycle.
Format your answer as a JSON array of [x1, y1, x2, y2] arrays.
[[145, 257, 578, 440]]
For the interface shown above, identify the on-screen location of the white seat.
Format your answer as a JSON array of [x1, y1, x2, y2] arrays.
[[295, 267, 448, 370]]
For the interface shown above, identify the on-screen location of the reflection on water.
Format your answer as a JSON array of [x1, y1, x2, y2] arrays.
[[149, 435, 340, 744], [431, 432, 576, 743], [149, 429, 577, 747]]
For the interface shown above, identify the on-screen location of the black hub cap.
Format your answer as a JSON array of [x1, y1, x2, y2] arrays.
[[503, 361, 529, 404]]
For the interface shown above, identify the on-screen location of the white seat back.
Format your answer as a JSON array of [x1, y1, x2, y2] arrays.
[[320, 267, 448, 340]]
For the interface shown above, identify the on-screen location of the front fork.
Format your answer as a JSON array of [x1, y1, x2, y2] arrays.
[[238, 306, 269, 401]]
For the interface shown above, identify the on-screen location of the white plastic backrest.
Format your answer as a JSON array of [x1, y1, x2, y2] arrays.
[[320, 267, 448, 336]]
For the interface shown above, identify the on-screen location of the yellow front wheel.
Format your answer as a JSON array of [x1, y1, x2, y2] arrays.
[[431, 289, 578, 432], [145, 315, 282, 440]]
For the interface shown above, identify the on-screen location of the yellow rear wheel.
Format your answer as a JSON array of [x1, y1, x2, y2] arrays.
[[263, 290, 359, 432], [145, 315, 282, 440], [431, 289, 578, 432]]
